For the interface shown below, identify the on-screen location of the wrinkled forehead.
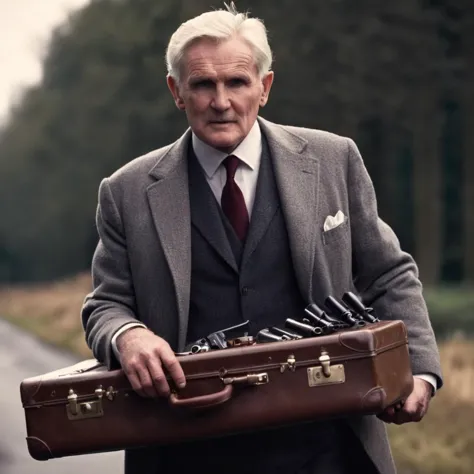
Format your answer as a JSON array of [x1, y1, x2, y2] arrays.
[[180, 36, 259, 81]]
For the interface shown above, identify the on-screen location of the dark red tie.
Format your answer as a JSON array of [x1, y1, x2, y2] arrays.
[[221, 155, 249, 241]]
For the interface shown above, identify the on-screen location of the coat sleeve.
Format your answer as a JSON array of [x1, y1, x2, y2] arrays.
[[81, 177, 143, 369], [346, 138, 443, 390]]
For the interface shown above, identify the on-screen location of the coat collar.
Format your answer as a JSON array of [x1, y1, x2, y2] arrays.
[[148, 116, 310, 180]]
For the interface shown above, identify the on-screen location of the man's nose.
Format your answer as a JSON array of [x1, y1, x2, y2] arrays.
[[211, 85, 231, 111]]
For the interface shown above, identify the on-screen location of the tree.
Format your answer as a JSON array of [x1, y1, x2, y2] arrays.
[[462, 2, 474, 283], [0, 0, 471, 283]]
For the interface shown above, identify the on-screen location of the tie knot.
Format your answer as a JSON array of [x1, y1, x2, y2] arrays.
[[223, 155, 240, 179]]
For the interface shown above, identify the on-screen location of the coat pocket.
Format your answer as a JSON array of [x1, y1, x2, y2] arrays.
[[322, 218, 349, 245]]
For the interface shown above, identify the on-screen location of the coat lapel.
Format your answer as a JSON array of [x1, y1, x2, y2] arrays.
[[258, 117, 320, 303], [188, 149, 239, 273], [241, 137, 279, 268], [146, 130, 192, 351]]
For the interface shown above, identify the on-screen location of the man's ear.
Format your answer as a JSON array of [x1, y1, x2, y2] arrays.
[[259, 71, 274, 107], [167, 75, 186, 110]]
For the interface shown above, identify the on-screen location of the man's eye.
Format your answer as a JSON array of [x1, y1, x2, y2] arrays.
[[192, 80, 213, 88], [228, 78, 246, 87]]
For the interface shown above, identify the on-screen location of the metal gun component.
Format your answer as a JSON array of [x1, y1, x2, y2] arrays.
[[227, 336, 256, 347], [185, 339, 211, 354], [285, 318, 324, 337], [256, 328, 288, 343], [269, 327, 303, 340], [305, 303, 348, 329], [183, 320, 251, 353], [342, 292, 379, 323], [324, 296, 366, 327], [207, 320, 251, 349], [304, 304, 339, 332]]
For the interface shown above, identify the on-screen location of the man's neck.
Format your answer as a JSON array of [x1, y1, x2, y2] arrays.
[[192, 121, 262, 178]]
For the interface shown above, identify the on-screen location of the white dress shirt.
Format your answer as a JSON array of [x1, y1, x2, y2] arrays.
[[192, 119, 262, 217], [110, 120, 437, 394]]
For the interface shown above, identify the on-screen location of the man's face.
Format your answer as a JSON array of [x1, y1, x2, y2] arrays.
[[167, 36, 274, 153]]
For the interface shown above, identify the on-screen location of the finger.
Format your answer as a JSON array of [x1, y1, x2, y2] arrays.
[[391, 412, 415, 425], [160, 346, 186, 389], [394, 400, 405, 411], [121, 357, 149, 398], [392, 401, 424, 425], [377, 412, 395, 424], [124, 368, 148, 398], [376, 402, 406, 424], [403, 398, 424, 420], [135, 365, 157, 398], [147, 359, 171, 397], [377, 406, 395, 423]]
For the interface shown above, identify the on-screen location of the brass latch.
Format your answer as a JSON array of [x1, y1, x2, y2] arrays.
[[221, 372, 269, 386], [66, 385, 116, 421], [319, 351, 331, 377], [307, 350, 345, 387]]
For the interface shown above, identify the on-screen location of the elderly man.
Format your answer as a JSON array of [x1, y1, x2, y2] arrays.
[[82, 3, 442, 474]]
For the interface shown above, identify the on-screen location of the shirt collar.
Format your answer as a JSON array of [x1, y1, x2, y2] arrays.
[[192, 120, 262, 179]]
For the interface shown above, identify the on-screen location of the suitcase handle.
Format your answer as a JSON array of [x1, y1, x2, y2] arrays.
[[169, 384, 233, 409]]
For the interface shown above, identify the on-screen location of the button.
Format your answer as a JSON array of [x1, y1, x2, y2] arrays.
[[241, 286, 249, 296]]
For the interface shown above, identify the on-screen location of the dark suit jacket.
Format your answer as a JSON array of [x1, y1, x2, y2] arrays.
[[82, 116, 443, 474]]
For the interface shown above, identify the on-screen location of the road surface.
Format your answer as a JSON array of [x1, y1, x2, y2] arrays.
[[0, 318, 124, 474]]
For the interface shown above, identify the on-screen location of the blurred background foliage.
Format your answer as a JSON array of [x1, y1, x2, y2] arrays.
[[0, 1, 473, 472], [0, 0, 473, 289]]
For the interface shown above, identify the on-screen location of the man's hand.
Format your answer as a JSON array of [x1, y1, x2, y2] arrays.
[[117, 327, 186, 398], [377, 377, 433, 425]]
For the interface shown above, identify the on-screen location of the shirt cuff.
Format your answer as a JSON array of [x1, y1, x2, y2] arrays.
[[111, 322, 147, 364], [414, 373, 437, 395]]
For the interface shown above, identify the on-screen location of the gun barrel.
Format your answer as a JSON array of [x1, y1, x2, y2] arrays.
[[325, 296, 363, 327], [341, 292, 366, 314], [342, 292, 379, 323], [270, 327, 303, 340], [285, 318, 323, 337], [257, 329, 287, 343], [304, 305, 335, 330]]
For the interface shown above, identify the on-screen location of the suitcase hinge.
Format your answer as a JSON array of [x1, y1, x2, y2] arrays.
[[95, 385, 118, 401], [280, 354, 297, 373]]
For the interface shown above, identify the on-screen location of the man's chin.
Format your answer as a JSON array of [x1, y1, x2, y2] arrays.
[[202, 131, 242, 153]]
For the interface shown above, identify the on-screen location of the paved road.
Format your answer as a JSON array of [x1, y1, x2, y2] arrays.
[[0, 318, 123, 474]]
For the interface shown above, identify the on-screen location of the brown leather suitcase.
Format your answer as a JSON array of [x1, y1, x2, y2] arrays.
[[20, 320, 413, 461]]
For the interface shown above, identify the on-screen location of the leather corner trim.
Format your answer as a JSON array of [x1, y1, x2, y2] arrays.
[[361, 386, 387, 412], [339, 330, 375, 353], [26, 436, 53, 461], [20, 378, 43, 405]]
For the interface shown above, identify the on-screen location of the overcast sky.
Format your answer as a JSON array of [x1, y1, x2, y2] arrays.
[[0, 0, 90, 124]]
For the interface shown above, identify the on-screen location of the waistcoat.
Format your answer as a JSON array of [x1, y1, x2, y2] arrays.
[[161, 138, 348, 474]]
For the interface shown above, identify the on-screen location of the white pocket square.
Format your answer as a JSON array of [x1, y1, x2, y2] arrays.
[[323, 210, 345, 232]]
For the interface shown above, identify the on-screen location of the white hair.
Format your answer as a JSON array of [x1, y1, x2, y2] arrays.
[[165, 2, 273, 83]]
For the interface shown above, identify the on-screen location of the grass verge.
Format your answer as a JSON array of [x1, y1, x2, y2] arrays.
[[0, 272, 93, 357]]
